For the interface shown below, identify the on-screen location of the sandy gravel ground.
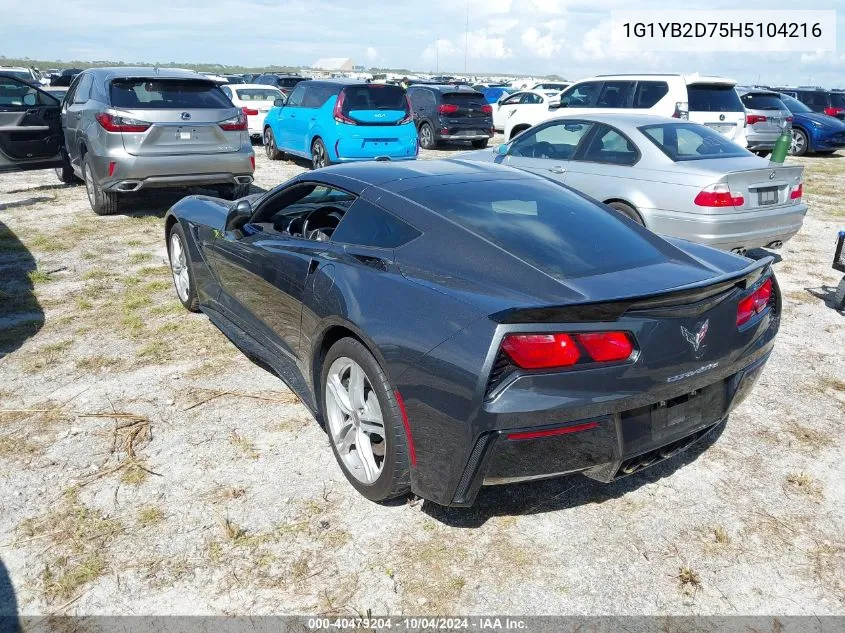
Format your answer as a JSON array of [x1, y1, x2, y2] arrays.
[[0, 137, 843, 616]]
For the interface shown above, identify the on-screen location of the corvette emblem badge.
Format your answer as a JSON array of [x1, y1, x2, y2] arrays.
[[681, 319, 709, 358]]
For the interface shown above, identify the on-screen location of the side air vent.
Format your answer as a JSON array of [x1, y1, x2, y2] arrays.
[[485, 351, 517, 398]]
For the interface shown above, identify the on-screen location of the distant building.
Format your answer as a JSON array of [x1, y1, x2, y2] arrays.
[[313, 58, 355, 72], [352, 65, 365, 72]]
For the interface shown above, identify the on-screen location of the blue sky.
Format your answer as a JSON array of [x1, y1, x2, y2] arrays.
[[1, 0, 843, 86]]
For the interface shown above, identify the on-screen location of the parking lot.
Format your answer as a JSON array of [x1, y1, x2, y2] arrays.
[[0, 140, 843, 615]]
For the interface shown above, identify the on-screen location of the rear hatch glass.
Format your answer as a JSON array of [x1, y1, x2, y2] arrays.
[[340, 84, 409, 125], [235, 88, 282, 102], [443, 92, 490, 118], [740, 94, 786, 111], [831, 93, 845, 108], [408, 179, 665, 280], [687, 85, 743, 112], [109, 79, 232, 109]]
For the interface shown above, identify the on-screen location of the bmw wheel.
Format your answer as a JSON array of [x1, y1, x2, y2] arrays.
[[167, 223, 199, 312], [321, 337, 411, 502], [790, 128, 808, 156], [311, 138, 330, 169], [264, 127, 283, 160], [607, 201, 644, 226]]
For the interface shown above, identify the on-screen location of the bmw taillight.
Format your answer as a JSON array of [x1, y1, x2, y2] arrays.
[[242, 107, 259, 116], [95, 112, 150, 133], [737, 277, 773, 326], [437, 103, 459, 115], [219, 113, 248, 131], [694, 184, 744, 208], [501, 331, 634, 370], [333, 90, 357, 125], [790, 182, 803, 200]]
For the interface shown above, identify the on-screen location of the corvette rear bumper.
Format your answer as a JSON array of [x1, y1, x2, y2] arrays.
[[439, 351, 770, 507]]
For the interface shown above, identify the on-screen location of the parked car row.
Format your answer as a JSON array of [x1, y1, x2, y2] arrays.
[[494, 73, 845, 158]]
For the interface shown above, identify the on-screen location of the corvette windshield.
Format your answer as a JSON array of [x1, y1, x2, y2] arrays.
[[409, 179, 665, 279]]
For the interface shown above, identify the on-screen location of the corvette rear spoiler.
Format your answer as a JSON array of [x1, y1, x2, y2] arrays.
[[490, 256, 774, 324]]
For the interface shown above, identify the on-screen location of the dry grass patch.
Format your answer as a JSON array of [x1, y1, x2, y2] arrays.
[[128, 252, 153, 265], [137, 506, 165, 527], [229, 429, 259, 460], [18, 487, 123, 602], [76, 355, 124, 373], [677, 566, 702, 595], [785, 421, 834, 451], [785, 471, 824, 499], [808, 542, 845, 599], [713, 526, 730, 545], [21, 339, 73, 373]]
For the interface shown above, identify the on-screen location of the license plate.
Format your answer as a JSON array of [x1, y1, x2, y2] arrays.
[[179, 130, 191, 140], [770, 118, 781, 127], [758, 187, 778, 206]]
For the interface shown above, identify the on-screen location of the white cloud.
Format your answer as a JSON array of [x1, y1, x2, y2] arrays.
[[365, 46, 378, 62], [466, 29, 513, 59], [421, 39, 460, 64]]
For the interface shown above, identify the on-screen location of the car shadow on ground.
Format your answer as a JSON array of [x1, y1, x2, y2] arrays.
[[746, 247, 783, 264], [422, 421, 726, 528], [96, 184, 271, 219], [0, 220, 44, 359], [0, 557, 20, 632], [806, 284, 844, 312]]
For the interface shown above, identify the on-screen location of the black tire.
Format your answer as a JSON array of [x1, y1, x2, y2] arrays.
[[54, 156, 80, 184], [218, 183, 252, 200], [834, 277, 845, 311], [82, 155, 120, 216], [264, 127, 283, 160], [471, 139, 489, 149], [311, 138, 331, 169], [418, 123, 436, 150], [607, 201, 644, 226], [167, 222, 199, 312], [790, 128, 808, 157], [320, 337, 411, 502]]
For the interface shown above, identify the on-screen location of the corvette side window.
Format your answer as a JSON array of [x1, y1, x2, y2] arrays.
[[332, 200, 421, 249]]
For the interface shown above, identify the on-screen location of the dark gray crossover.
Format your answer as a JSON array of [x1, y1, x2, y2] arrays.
[[163, 160, 779, 507]]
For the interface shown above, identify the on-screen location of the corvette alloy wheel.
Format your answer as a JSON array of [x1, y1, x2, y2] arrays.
[[324, 356, 386, 484], [169, 233, 190, 303]]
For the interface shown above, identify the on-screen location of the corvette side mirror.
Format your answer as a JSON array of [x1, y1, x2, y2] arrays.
[[225, 199, 252, 231]]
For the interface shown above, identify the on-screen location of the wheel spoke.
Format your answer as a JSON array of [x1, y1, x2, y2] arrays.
[[348, 364, 366, 411], [359, 393, 384, 435], [327, 373, 353, 415], [356, 428, 377, 481], [335, 422, 356, 454]]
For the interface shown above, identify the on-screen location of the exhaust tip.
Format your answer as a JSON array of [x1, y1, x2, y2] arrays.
[[235, 176, 253, 184], [766, 240, 783, 250], [114, 181, 141, 192], [731, 247, 747, 257]]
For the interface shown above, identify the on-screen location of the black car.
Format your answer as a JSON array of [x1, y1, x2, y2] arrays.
[[51, 68, 83, 87], [406, 85, 493, 149], [254, 73, 309, 97], [776, 87, 845, 120], [163, 160, 779, 507]]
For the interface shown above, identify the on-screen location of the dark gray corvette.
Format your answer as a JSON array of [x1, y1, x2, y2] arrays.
[[164, 160, 779, 507]]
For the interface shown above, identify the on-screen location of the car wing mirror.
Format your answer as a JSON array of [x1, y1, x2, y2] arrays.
[[496, 143, 509, 156], [273, 98, 285, 108], [225, 199, 252, 232]]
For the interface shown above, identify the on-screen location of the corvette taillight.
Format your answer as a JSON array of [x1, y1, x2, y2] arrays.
[[219, 113, 248, 131], [737, 277, 773, 326], [501, 331, 634, 370]]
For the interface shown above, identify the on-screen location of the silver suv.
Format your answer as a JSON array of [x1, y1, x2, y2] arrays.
[[736, 88, 792, 155], [60, 67, 254, 215]]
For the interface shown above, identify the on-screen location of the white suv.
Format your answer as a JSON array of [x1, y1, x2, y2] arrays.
[[503, 74, 747, 146]]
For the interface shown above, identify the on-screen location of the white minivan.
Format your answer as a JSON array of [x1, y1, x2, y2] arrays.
[[503, 74, 747, 146]]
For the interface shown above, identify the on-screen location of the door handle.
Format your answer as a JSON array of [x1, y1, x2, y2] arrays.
[[548, 166, 566, 174]]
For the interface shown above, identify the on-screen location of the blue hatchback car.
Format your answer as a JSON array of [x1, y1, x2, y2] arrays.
[[779, 93, 845, 156], [263, 80, 418, 168]]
